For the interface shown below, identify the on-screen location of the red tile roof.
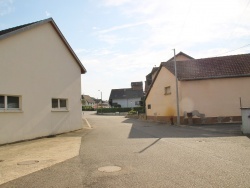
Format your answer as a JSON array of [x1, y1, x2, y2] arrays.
[[162, 53, 250, 80]]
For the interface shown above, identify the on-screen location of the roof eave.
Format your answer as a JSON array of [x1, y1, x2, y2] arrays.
[[180, 74, 250, 81]]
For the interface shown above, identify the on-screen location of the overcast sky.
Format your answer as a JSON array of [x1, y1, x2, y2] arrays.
[[1, 0, 250, 100]]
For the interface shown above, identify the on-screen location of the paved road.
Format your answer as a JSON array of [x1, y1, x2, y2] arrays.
[[1, 111, 250, 188]]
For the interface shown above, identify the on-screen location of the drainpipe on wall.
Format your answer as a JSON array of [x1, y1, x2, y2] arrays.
[[173, 49, 180, 125]]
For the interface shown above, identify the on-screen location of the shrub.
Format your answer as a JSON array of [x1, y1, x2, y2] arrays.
[[97, 107, 144, 113], [128, 109, 137, 115], [82, 106, 95, 111]]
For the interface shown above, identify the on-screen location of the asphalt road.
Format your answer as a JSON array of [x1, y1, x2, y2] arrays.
[[1, 111, 250, 188]]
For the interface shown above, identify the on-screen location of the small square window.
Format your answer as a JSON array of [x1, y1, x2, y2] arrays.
[[148, 104, 151, 109], [52, 98, 68, 110], [0, 95, 21, 111], [164, 86, 171, 95]]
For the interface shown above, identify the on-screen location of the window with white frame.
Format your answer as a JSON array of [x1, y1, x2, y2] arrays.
[[164, 86, 171, 95], [0, 95, 21, 110], [52, 98, 68, 110]]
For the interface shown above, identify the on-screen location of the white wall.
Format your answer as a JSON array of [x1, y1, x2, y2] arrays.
[[0, 23, 83, 144], [113, 98, 141, 108]]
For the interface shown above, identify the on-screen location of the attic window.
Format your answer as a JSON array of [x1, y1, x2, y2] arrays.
[[164, 86, 171, 95]]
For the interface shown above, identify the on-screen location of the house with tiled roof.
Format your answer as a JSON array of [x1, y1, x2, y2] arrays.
[[144, 52, 193, 95], [109, 82, 144, 108], [145, 53, 250, 124], [82, 95, 95, 107], [0, 18, 86, 144]]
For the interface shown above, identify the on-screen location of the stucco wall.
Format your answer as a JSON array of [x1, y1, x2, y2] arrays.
[[175, 54, 192, 61], [180, 77, 250, 117], [0, 23, 83, 144], [146, 67, 179, 118], [113, 98, 141, 108]]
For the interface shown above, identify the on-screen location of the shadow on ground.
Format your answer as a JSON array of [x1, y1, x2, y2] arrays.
[[123, 118, 243, 139]]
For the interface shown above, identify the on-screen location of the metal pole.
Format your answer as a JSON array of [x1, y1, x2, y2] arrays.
[[101, 91, 103, 114], [98, 90, 102, 114], [173, 49, 180, 125]]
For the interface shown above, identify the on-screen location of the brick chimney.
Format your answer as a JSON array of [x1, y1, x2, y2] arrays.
[[131, 82, 143, 90]]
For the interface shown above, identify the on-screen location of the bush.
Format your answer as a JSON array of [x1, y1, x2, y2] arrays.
[[97, 107, 144, 113], [128, 109, 137, 115], [82, 106, 95, 111]]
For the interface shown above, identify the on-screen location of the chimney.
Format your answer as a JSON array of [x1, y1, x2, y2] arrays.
[[131, 82, 143, 90]]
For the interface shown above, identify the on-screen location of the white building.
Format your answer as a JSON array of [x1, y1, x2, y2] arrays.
[[0, 18, 87, 144], [109, 82, 144, 108]]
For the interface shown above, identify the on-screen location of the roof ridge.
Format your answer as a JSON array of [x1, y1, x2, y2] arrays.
[[0, 17, 86, 74], [192, 53, 250, 61], [0, 18, 52, 37]]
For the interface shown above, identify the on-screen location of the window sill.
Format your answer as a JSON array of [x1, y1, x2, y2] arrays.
[[51, 109, 69, 112], [0, 109, 23, 113]]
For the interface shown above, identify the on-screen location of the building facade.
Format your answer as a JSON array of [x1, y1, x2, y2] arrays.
[[0, 18, 86, 144]]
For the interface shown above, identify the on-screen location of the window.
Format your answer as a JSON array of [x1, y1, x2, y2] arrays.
[[147, 104, 151, 109], [0, 95, 21, 111], [164, 86, 171, 95], [135, 101, 140, 105], [52, 98, 68, 110], [0, 96, 4, 108]]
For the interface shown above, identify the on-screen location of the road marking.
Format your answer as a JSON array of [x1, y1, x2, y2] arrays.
[[84, 118, 92, 128]]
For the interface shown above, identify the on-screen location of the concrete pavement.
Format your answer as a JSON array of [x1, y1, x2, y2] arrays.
[[1, 111, 250, 187], [0, 117, 91, 185]]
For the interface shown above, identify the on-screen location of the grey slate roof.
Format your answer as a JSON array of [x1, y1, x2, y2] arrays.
[[0, 18, 86, 74], [0, 21, 38, 36], [162, 53, 250, 80], [109, 88, 143, 100]]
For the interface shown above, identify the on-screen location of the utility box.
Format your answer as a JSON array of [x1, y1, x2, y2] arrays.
[[241, 108, 250, 134]]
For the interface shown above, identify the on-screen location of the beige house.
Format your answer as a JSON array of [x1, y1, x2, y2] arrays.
[[0, 18, 86, 144], [146, 53, 250, 124], [144, 52, 194, 95]]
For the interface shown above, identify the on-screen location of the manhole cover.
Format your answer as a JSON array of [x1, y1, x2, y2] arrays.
[[98, 166, 121, 172], [17, 160, 39, 165]]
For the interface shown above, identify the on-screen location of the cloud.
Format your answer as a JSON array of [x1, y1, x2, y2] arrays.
[[0, 0, 14, 16], [102, 0, 132, 6], [82, 0, 250, 99], [101, 0, 250, 52], [74, 48, 89, 54], [98, 22, 147, 33], [45, 11, 51, 17]]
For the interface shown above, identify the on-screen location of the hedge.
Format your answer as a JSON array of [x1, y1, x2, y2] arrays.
[[82, 106, 95, 111], [97, 107, 144, 113]]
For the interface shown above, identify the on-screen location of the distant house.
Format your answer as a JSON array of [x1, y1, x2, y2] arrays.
[[144, 52, 193, 95], [0, 18, 87, 144], [145, 53, 250, 124], [82, 95, 95, 107], [109, 82, 144, 108]]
